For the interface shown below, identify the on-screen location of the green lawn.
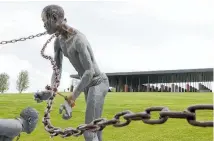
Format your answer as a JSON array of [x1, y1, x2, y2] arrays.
[[0, 92, 213, 141]]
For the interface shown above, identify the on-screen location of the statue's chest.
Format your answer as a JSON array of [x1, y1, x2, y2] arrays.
[[59, 37, 76, 57]]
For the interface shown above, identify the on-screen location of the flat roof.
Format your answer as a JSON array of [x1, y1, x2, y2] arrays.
[[70, 68, 213, 78]]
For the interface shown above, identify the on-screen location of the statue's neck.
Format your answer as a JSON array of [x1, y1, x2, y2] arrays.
[[57, 22, 76, 39], [16, 117, 27, 133]]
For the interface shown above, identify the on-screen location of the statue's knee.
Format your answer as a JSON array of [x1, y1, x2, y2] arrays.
[[83, 131, 98, 141], [85, 115, 93, 124]]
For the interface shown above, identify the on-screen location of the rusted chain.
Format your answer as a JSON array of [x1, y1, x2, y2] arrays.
[[1, 31, 212, 140], [39, 33, 214, 139], [0, 32, 47, 45], [0, 31, 47, 141]]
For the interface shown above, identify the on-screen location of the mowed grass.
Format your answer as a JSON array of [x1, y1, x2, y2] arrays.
[[0, 92, 213, 141]]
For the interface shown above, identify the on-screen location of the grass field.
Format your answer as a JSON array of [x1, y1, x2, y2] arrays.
[[0, 92, 213, 141]]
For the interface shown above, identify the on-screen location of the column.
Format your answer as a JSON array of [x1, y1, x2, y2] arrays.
[[171, 84, 175, 92], [147, 84, 150, 92], [175, 85, 178, 92]]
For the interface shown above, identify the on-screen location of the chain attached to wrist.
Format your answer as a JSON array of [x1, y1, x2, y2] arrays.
[[45, 84, 75, 107], [65, 96, 76, 107]]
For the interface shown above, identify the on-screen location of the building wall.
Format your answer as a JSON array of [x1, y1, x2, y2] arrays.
[[70, 69, 213, 92], [107, 71, 213, 92]]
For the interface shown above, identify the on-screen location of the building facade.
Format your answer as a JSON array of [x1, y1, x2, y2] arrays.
[[70, 68, 213, 92]]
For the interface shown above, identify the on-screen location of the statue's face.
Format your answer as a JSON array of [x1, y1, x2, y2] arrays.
[[41, 12, 58, 34]]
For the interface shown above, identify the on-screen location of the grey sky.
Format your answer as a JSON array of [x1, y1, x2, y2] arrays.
[[0, 0, 213, 92]]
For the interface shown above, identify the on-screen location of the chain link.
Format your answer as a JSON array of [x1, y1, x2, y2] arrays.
[[39, 34, 214, 139], [0, 32, 47, 45], [0, 31, 47, 141], [49, 104, 213, 138], [0, 31, 213, 139]]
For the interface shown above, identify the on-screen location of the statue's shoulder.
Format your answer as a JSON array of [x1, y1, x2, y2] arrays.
[[74, 30, 88, 43]]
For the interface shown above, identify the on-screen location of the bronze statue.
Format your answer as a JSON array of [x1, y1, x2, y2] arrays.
[[34, 5, 109, 141]]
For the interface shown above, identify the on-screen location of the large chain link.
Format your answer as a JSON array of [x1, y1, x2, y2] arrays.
[[0, 32, 47, 45], [40, 34, 214, 138], [0, 31, 213, 139], [0, 31, 46, 141]]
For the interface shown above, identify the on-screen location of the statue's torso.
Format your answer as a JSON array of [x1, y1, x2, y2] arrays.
[[58, 29, 102, 78]]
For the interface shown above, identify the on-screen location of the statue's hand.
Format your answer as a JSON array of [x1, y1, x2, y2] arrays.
[[34, 90, 53, 103], [59, 100, 72, 120]]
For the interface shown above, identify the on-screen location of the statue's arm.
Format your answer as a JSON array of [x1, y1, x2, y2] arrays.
[[51, 38, 63, 88], [72, 39, 95, 100], [0, 119, 22, 138]]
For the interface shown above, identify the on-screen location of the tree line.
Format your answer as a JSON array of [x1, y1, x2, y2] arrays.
[[0, 70, 29, 93]]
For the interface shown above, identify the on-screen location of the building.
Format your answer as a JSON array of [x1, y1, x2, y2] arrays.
[[70, 68, 213, 92]]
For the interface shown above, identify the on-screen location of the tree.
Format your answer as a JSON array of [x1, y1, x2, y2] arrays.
[[0, 73, 10, 93], [16, 70, 29, 93]]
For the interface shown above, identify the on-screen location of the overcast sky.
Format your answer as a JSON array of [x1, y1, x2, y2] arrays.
[[0, 0, 213, 93]]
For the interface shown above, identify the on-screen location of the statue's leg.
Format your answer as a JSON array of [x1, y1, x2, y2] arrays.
[[83, 79, 109, 141], [84, 88, 89, 103], [96, 80, 109, 141]]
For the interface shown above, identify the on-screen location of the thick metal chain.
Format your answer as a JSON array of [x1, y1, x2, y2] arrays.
[[0, 31, 213, 139], [0, 31, 47, 141], [40, 34, 214, 139], [0, 32, 47, 45]]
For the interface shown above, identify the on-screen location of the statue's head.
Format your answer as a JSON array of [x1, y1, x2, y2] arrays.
[[41, 5, 65, 34], [19, 107, 39, 134]]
